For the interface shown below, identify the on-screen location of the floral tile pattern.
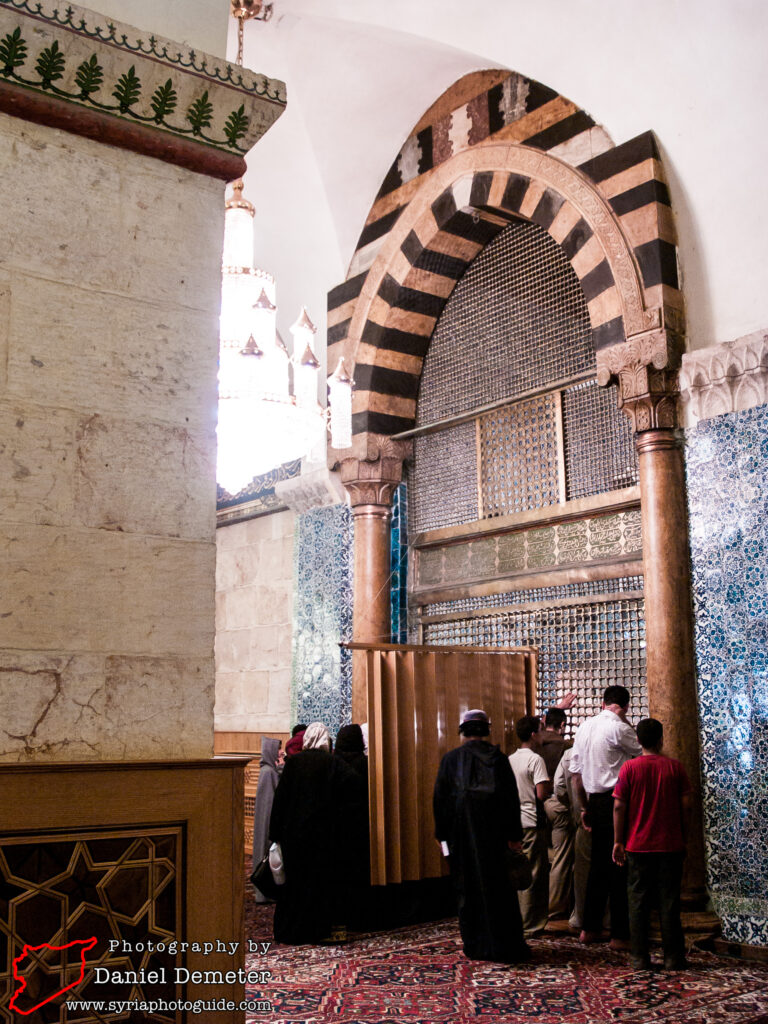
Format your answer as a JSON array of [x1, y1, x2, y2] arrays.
[[291, 504, 353, 737], [686, 402, 768, 945], [391, 484, 409, 644]]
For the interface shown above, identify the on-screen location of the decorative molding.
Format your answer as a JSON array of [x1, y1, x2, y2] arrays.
[[334, 434, 412, 511], [274, 463, 346, 514], [216, 459, 300, 523], [596, 329, 683, 432], [0, 0, 285, 177], [680, 330, 768, 425], [414, 508, 643, 595]]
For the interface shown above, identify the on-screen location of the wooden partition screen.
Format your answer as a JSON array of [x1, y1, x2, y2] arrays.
[[347, 642, 537, 885]]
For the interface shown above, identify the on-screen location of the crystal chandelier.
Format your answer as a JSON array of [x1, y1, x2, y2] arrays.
[[216, 180, 335, 496]]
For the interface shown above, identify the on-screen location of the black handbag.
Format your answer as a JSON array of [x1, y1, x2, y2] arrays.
[[506, 849, 533, 891], [250, 853, 281, 901]]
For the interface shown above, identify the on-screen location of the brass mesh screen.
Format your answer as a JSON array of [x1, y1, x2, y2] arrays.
[[417, 220, 594, 425], [478, 393, 560, 516], [422, 591, 647, 730], [410, 421, 478, 532], [563, 379, 638, 498]]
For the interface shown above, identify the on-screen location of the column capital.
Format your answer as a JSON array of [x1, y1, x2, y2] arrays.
[[596, 329, 684, 432], [332, 434, 412, 512]]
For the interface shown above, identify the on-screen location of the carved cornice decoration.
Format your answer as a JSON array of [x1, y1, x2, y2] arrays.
[[274, 465, 346, 514], [596, 329, 684, 433], [679, 330, 768, 425], [0, 0, 286, 179], [334, 435, 412, 511]]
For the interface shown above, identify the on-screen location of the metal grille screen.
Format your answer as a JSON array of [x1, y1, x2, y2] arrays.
[[416, 220, 595, 425], [478, 393, 560, 517], [410, 422, 478, 533], [564, 380, 638, 498], [422, 588, 647, 731]]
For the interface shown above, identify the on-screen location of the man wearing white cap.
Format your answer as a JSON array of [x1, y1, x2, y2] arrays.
[[434, 709, 530, 964]]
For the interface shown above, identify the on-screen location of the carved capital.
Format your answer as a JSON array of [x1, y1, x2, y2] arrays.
[[596, 330, 684, 432], [335, 434, 412, 511]]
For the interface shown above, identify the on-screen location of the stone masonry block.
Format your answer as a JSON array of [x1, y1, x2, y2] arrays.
[[7, 273, 219, 429], [73, 413, 215, 541], [0, 649, 212, 761], [215, 629, 252, 673], [0, 399, 76, 527], [0, 523, 215, 656], [0, 115, 224, 311]]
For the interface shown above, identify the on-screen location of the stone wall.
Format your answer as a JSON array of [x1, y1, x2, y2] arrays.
[[214, 511, 295, 733], [0, 111, 223, 760]]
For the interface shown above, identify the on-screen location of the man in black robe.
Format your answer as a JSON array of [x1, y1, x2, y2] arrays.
[[433, 709, 529, 964]]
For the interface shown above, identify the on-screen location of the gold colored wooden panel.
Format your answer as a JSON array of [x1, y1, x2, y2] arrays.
[[360, 643, 535, 885]]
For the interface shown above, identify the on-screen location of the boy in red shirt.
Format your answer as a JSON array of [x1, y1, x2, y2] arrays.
[[612, 718, 692, 971]]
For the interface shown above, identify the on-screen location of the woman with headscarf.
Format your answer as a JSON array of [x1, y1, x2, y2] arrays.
[[334, 724, 371, 928], [334, 723, 368, 778], [251, 736, 283, 903], [269, 722, 364, 944]]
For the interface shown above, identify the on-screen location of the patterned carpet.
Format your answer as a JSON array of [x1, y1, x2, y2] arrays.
[[244, 895, 768, 1024]]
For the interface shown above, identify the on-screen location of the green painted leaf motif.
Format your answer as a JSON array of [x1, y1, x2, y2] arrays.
[[223, 104, 249, 147], [35, 39, 66, 87], [186, 90, 213, 134], [0, 27, 28, 75], [112, 64, 141, 112], [150, 78, 177, 123], [74, 54, 103, 98]]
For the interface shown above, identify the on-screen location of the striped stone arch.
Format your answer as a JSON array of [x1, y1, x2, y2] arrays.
[[327, 75, 684, 441]]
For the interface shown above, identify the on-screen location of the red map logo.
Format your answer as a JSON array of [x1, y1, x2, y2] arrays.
[[10, 937, 98, 1015]]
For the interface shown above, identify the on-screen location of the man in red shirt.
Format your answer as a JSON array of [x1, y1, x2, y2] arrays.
[[612, 718, 692, 971]]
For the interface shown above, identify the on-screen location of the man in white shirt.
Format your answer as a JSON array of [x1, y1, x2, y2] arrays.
[[509, 715, 552, 937], [569, 685, 642, 948]]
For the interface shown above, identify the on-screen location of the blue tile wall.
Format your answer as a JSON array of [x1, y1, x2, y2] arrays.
[[390, 483, 409, 644], [686, 402, 768, 945], [291, 503, 354, 737]]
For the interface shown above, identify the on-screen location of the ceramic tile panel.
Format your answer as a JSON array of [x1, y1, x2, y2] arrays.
[[390, 483, 409, 644], [686, 401, 768, 946], [291, 504, 353, 737]]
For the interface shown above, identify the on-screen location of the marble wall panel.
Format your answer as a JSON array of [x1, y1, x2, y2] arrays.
[[0, 268, 9, 391], [0, 401, 76, 526], [1, 523, 215, 657], [291, 504, 353, 737], [0, 650, 213, 761], [0, 114, 223, 311], [73, 414, 215, 540], [686, 401, 768, 945], [0, 43, 224, 762], [214, 510, 295, 734], [6, 276, 219, 429]]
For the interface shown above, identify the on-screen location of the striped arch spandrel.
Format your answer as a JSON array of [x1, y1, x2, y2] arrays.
[[328, 140, 683, 444]]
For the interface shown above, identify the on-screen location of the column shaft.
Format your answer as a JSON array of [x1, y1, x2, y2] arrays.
[[637, 430, 706, 895], [351, 505, 392, 721]]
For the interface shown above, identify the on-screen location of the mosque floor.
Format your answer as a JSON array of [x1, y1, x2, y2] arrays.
[[244, 892, 768, 1024]]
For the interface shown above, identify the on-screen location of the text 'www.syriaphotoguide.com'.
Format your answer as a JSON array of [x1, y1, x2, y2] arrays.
[[65, 997, 273, 1014]]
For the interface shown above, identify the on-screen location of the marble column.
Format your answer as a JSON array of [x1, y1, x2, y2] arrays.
[[598, 330, 706, 896], [337, 436, 411, 722]]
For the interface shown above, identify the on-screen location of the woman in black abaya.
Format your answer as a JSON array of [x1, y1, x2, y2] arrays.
[[269, 721, 364, 944]]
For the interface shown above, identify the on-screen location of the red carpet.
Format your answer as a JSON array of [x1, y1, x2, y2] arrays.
[[244, 896, 768, 1024]]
